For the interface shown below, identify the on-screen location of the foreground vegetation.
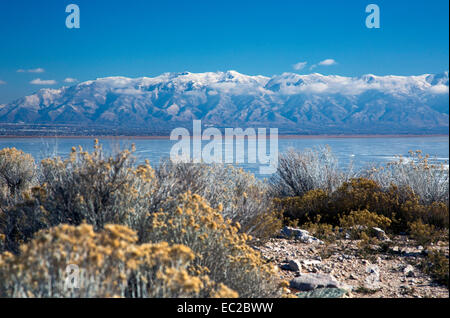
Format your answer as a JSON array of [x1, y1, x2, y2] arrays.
[[0, 142, 448, 297]]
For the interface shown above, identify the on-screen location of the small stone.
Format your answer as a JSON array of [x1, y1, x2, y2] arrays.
[[372, 227, 389, 241], [296, 288, 348, 298], [403, 265, 415, 277], [302, 259, 322, 266], [280, 226, 324, 244], [290, 273, 344, 291], [288, 259, 302, 272], [366, 264, 380, 276]]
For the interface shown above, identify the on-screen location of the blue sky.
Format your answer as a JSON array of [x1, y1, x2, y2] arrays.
[[0, 0, 448, 103]]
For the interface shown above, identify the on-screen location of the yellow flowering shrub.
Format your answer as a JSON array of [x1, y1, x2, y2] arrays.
[[142, 192, 282, 297], [277, 177, 448, 235], [0, 233, 4, 252], [155, 160, 282, 241], [273, 189, 329, 222], [339, 209, 392, 239], [302, 215, 338, 243], [2, 142, 282, 257], [408, 220, 442, 247], [421, 250, 449, 287], [0, 223, 235, 298]]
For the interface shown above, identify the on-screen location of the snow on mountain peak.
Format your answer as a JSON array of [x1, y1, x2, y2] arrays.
[[58, 71, 449, 98], [0, 70, 447, 135]]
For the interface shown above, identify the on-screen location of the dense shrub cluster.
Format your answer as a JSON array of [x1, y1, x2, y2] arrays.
[[274, 189, 329, 221], [0, 223, 237, 298], [1, 142, 448, 296], [1, 142, 154, 253], [275, 177, 449, 234], [38, 142, 155, 229], [0, 141, 282, 298], [421, 250, 449, 287], [272, 148, 449, 242], [339, 209, 392, 240], [154, 159, 282, 240], [141, 192, 280, 297]]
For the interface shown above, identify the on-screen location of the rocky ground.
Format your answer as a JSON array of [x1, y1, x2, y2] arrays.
[[257, 227, 449, 298]]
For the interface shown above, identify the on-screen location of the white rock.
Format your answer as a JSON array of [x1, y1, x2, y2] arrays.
[[280, 226, 324, 244], [372, 227, 390, 241], [403, 265, 415, 277], [302, 259, 322, 266], [290, 273, 344, 291]]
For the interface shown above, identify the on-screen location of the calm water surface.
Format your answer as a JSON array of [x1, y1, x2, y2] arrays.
[[1, 136, 448, 178]]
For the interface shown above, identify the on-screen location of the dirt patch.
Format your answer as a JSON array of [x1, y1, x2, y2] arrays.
[[257, 236, 449, 298]]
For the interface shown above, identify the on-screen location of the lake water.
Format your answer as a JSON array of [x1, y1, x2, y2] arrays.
[[1, 136, 448, 178]]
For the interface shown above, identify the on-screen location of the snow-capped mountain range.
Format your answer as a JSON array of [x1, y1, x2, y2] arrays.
[[0, 71, 448, 134]]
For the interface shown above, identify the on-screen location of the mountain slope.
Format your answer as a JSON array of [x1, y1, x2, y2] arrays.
[[0, 71, 448, 134]]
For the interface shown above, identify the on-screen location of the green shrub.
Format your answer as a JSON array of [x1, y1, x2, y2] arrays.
[[330, 178, 405, 223], [274, 189, 329, 223], [275, 177, 448, 235], [408, 221, 441, 247], [415, 202, 449, 230], [421, 250, 449, 287], [339, 209, 392, 240], [0, 193, 47, 254], [302, 216, 338, 243]]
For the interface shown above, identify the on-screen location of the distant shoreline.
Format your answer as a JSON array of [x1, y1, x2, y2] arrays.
[[0, 134, 448, 139]]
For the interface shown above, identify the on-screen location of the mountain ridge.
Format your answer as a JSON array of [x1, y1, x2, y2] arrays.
[[0, 71, 448, 135]]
